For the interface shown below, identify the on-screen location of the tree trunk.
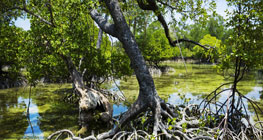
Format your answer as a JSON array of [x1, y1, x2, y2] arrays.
[[60, 54, 112, 129], [96, 15, 108, 49], [91, 0, 176, 139], [133, 17, 137, 35]]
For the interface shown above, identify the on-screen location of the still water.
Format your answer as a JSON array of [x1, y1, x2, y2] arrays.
[[0, 63, 262, 139]]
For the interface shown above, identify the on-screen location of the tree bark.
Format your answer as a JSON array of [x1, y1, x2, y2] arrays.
[[90, 0, 174, 139], [133, 17, 137, 35], [60, 54, 112, 128], [104, 0, 156, 99]]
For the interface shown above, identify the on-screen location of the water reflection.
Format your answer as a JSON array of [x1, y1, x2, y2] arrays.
[[18, 97, 44, 139], [0, 85, 79, 139], [168, 92, 202, 105], [118, 63, 263, 124], [113, 104, 128, 117], [111, 85, 263, 126], [246, 87, 262, 99], [0, 64, 262, 139], [167, 86, 262, 122]]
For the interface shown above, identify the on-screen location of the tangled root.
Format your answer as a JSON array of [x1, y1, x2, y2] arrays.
[[48, 101, 263, 140]]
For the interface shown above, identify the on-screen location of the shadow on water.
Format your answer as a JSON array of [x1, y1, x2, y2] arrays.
[[0, 89, 28, 139]]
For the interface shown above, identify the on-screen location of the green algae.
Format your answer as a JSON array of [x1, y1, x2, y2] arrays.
[[0, 84, 78, 139], [119, 62, 260, 103], [0, 63, 262, 139], [119, 62, 262, 124], [119, 63, 227, 103]]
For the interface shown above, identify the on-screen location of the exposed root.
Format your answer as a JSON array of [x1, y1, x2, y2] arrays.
[[198, 81, 263, 139], [97, 99, 148, 139], [49, 82, 263, 140]]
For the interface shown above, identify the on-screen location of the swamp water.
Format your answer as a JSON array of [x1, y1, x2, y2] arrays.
[[0, 63, 262, 139]]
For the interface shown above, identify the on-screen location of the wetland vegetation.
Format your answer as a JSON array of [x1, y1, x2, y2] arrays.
[[0, 63, 262, 139], [1, 0, 263, 139]]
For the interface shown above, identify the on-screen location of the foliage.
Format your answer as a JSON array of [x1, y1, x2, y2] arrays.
[[166, 0, 217, 26], [0, 0, 24, 23], [206, 16, 225, 41], [217, 0, 263, 71], [193, 34, 223, 63], [1, 0, 263, 139], [171, 15, 231, 61], [1, 0, 133, 86], [0, 24, 25, 82], [136, 21, 177, 67]]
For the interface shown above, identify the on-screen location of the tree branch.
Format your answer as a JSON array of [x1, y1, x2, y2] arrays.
[[173, 39, 213, 50], [137, 0, 155, 10], [7, 6, 54, 27], [46, 0, 55, 26], [137, 0, 214, 50], [89, 9, 118, 38], [96, 14, 108, 49], [156, 0, 191, 12]]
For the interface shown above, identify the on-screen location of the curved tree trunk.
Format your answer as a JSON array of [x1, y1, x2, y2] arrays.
[[90, 0, 176, 139]]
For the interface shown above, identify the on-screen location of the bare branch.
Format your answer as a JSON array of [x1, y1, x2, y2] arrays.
[[173, 39, 214, 50], [89, 9, 118, 38], [156, 13, 175, 46], [156, 0, 191, 12], [136, 0, 174, 45], [136, 0, 214, 50], [46, 0, 55, 26]]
